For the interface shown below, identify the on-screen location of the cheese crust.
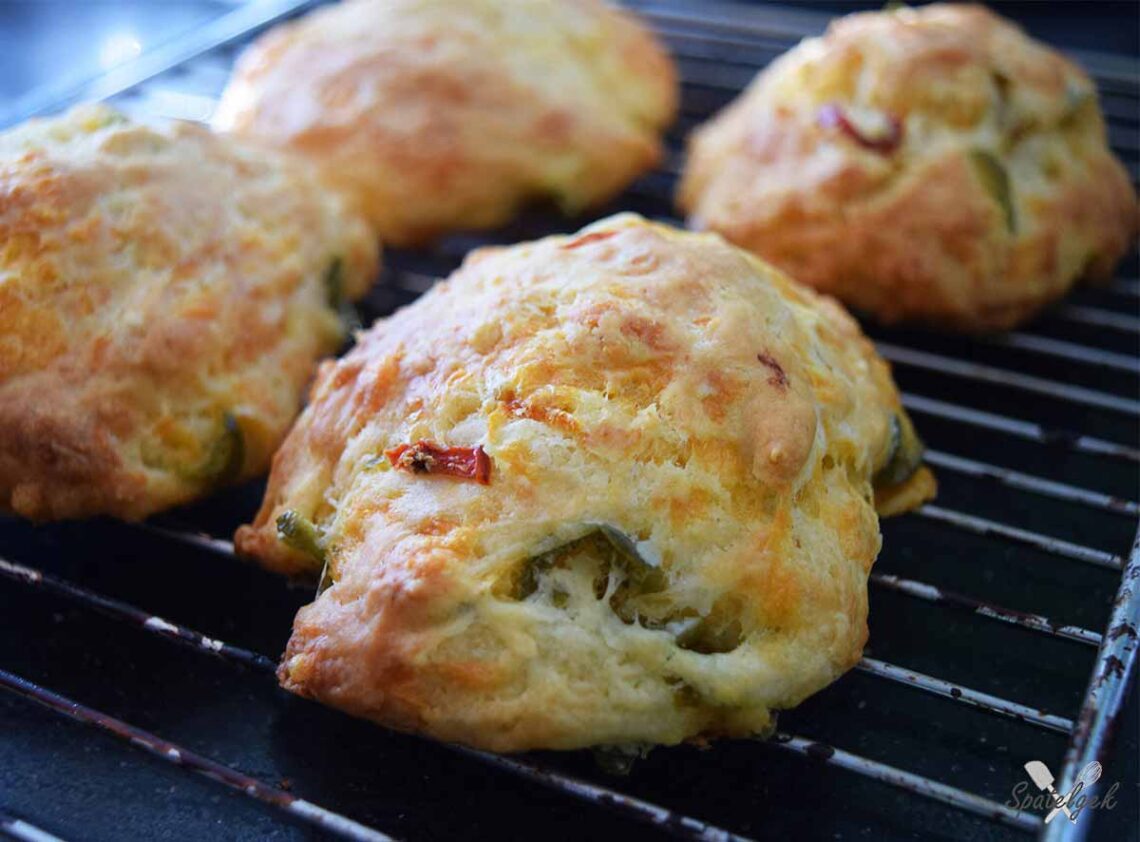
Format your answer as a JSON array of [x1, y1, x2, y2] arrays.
[[237, 214, 933, 752], [0, 105, 378, 520], [678, 3, 1138, 330], [213, 0, 677, 246]]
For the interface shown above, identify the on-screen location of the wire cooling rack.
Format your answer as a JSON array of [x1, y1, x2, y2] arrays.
[[1, 2, 1137, 840]]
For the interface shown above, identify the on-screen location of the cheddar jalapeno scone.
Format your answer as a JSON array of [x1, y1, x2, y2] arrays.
[[679, 3, 1138, 330], [213, 0, 677, 246], [237, 214, 934, 753], [0, 105, 378, 520]]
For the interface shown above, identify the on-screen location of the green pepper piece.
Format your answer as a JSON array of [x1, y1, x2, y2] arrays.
[[185, 411, 244, 486], [512, 544, 551, 601], [324, 256, 361, 335], [873, 413, 925, 489], [598, 526, 668, 602], [512, 530, 608, 601], [675, 613, 743, 654], [969, 149, 1016, 232], [672, 681, 703, 708], [509, 528, 745, 653], [511, 527, 666, 611], [276, 509, 326, 564], [324, 257, 345, 309]]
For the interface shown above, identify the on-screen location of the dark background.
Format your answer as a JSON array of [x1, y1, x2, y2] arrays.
[[1, 2, 1138, 122]]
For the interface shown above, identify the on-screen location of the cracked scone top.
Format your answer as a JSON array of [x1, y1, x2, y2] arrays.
[[236, 214, 935, 752], [213, 0, 677, 246], [678, 3, 1138, 330], [0, 105, 378, 520]]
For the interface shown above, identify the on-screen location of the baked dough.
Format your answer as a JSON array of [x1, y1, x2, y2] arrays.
[[212, 0, 677, 246], [0, 105, 378, 520], [678, 3, 1138, 330], [236, 213, 933, 752]]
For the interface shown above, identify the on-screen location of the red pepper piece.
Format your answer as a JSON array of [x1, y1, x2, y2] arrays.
[[817, 103, 903, 154], [756, 351, 788, 389], [384, 441, 492, 484], [560, 230, 616, 250]]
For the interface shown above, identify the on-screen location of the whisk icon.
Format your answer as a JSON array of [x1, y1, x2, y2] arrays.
[[1045, 761, 1103, 824]]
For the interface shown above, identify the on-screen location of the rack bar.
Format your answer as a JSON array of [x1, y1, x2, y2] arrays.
[[630, 0, 1140, 93], [1042, 533, 1140, 842], [655, 23, 796, 57], [869, 573, 1102, 647], [855, 658, 1073, 733], [0, 555, 274, 672], [764, 733, 1041, 834], [900, 394, 1140, 462], [0, 669, 394, 842], [456, 749, 753, 842], [878, 344, 1140, 416], [630, 2, 825, 45], [982, 333, 1140, 375], [0, 812, 68, 842], [1052, 305, 1140, 333], [923, 450, 1139, 516], [913, 506, 1124, 569], [142, 523, 237, 556]]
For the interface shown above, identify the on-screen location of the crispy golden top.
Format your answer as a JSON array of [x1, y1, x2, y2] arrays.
[[0, 105, 378, 520], [679, 3, 1138, 329], [237, 214, 933, 752], [213, 0, 677, 245]]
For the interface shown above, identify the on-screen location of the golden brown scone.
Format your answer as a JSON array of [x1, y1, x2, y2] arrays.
[[678, 3, 1138, 331], [212, 0, 677, 246], [0, 105, 378, 521], [236, 213, 934, 753]]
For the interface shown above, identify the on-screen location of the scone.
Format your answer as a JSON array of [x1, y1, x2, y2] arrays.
[[678, 3, 1138, 330], [235, 213, 935, 753], [212, 0, 677, 246], [0, 105, 378, 521]]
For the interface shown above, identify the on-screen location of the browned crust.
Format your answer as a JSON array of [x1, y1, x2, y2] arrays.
[[0, 105, 379, 521], [214, 0, 678, 246], [238, 214, 934, 751]]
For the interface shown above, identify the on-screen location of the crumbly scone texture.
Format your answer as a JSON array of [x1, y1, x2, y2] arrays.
[[678, 3, 1138, 330], [212, 0, 677, 246], [236, 213, 934, 752], [0, 104, 379, 521]]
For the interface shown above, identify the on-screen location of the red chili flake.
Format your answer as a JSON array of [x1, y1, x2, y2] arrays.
[[384, 441, 492, 484], [817, 103, 903, 154], [757, 351, 788, 389]]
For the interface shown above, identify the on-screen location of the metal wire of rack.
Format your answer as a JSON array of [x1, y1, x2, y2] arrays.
[[1, 2, 1137, 841]]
